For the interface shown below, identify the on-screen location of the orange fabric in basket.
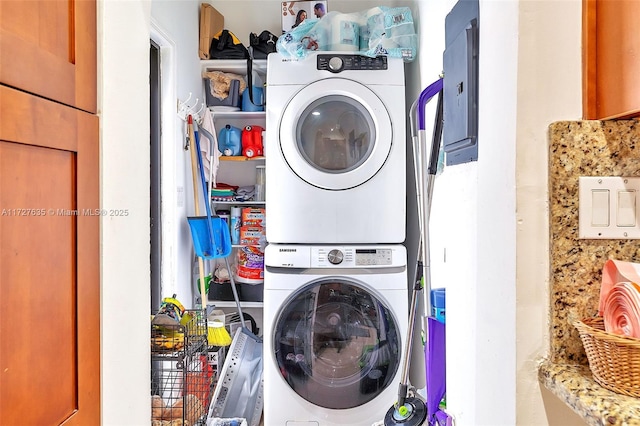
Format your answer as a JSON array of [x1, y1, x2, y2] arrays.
[[600, 260, 640, 338]]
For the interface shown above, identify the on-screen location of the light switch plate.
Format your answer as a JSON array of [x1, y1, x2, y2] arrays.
[[579, 176, 640, 239]]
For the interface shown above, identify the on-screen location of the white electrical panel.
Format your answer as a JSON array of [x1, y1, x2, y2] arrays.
[[578, 176, 640, 239]]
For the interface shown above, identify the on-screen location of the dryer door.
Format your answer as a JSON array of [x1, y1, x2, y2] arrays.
[[279, 79, 393, 190], [272, 278, 402, 409]]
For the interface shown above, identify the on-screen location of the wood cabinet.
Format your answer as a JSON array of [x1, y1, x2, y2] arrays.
[[0, 1, 100, 424], [583, 0, 640, 119]]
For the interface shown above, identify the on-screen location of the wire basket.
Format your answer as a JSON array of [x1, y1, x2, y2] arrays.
[[151, 309, 208, 355], [574, 316, 640, 397], [151, 309, 212, 425]]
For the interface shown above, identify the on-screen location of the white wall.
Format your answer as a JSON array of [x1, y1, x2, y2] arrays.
[[418, 0, 582, 425], [100, 0, 153, 424], [99, 0, 582, 424], [514, 1, 581, 424], [150, 0, 204, 308]]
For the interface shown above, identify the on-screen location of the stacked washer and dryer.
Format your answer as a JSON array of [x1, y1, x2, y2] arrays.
[[263, 52, 409, 426]]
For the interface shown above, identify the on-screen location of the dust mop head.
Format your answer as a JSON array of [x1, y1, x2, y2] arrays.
[[208, 319, 232, 346]]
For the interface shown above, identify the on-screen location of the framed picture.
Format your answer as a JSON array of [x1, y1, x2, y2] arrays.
[[281, 1, 328, 34]]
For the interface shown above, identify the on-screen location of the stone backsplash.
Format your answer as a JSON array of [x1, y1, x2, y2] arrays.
[[549, 119, 640, 365]]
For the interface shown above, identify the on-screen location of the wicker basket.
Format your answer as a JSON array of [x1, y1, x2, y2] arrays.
[[574, 316, 640, 397]]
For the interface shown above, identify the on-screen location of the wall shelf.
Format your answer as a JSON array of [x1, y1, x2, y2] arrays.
[[201, 59, 267, 75], [212, 200, 265, 206], [219, 155, 265, 161], [208, 301, 263, 309]]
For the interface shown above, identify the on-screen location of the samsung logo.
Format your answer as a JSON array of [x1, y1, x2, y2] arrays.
[[279, 248, 297, 252]]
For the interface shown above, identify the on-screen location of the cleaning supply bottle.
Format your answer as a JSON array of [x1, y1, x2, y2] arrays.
[[218, 124, 242, 156], [230, 206, 242, 244]]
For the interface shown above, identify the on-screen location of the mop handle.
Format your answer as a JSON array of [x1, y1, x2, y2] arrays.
[[417, 78, 443, 131], [188, 116, 208, 310], [193, 125, 214, 222], [395, 80, 445, 410]]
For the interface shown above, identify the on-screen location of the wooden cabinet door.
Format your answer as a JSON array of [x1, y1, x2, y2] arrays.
[[0, 0, 96, 113], [0, 85, 100, 425], [0, 3, 99, 424], [583, 0, 640, 119]]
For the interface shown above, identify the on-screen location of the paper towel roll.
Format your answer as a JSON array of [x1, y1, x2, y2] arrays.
[[359, 7, 383, 51], [331, 13, 359, 51]]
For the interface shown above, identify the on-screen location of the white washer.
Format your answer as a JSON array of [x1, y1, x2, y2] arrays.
[[263, 244, 408, 426], [266, 52, 406, 244]]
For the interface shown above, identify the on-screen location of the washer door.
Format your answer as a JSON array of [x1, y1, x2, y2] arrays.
[[279, 79, 393, 190], [272, 278, 402, 409]]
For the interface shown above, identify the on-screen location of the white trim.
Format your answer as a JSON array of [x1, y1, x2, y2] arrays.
[[150, 19, 179, 297]]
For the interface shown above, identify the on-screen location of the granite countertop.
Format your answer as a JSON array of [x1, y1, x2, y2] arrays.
[[539, 361, 640, 425], [543, 121, 640, 425]]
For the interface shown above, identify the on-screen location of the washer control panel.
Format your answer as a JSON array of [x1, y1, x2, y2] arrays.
[[317, 54, 388, 73], [312, 247, 393, 267], [265, 245, 406, 268]]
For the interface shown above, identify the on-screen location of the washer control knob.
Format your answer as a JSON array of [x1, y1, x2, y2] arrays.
[[327, 249, 344, 264], [328, 56, 344, 72]]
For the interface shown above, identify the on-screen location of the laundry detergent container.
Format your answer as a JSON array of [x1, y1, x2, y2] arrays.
[[218, 124, 242, 156]]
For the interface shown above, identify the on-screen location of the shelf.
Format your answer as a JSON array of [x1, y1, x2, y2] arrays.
[[208, 109, 265, 119], [208, 301, 264, 309], [201, 59, 267, 75], [212, 200, 265, 205], [219, 155, 265, 161]]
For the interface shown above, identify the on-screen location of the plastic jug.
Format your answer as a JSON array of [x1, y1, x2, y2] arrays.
[[241, 125, 264, 158], [218, 124, 242, 156]]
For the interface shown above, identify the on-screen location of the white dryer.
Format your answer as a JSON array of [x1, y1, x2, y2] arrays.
[[263, 244, 408, 426], [265, 52, 406, 244]]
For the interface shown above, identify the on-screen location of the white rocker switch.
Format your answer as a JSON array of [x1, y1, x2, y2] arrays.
[[591, 189, 610, 227], [579, 176, 640, 239], [617, 190, 636, 227]]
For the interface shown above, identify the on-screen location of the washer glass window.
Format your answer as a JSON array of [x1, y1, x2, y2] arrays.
[[297, 96, 376, 173], [272, 279, 401, 409]]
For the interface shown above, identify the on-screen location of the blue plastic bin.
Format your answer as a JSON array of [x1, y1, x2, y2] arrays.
[[430, 288, 446, 324]]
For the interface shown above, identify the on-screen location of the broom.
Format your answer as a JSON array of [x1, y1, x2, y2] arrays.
[[207, 318, 232, 347]]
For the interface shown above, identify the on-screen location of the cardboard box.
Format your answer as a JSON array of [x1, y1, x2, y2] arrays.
[[281, 1, 328, 34], [239, 226, 265, 246], [199, 3, 224, 59], [241, 207, 265, 226]]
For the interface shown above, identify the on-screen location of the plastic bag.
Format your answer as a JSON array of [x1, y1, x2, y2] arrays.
[[276, 7, 418, 62]]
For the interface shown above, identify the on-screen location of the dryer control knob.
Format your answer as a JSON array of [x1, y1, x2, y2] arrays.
[[328, 56, 344, 73], [327, 249, 344, 264]]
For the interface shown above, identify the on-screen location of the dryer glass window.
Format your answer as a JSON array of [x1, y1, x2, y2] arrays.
[[297, 96, 376, 173], [272, 279, 401, 409]]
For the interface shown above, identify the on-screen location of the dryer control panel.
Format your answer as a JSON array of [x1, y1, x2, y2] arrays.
[[317, 54, 388, 73]]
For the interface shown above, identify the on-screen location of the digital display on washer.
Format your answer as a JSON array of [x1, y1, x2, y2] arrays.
[[272, 279, 401, 409], [355, 249, 392, 266]]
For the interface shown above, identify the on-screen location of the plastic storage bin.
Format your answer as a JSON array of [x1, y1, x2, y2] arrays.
[[204, 78, 241, 109], [430, 288, 446, 324]]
